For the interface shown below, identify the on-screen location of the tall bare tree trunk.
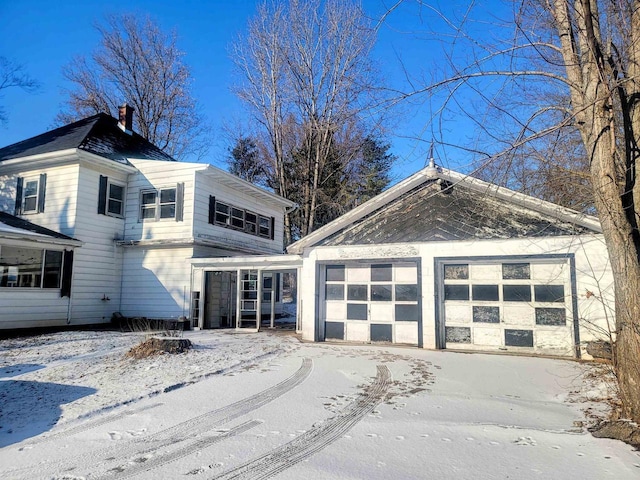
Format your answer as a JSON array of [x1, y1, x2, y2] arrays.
[[553, 0, 640, 421]]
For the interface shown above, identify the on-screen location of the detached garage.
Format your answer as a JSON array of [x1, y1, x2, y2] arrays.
[[289, 163, 614, 358]]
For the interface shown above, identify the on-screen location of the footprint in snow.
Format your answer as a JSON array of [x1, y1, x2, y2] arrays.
[[441, 438, 452, 442], [489, 441, 500, 446], [465, 437, 475, 441], [514, 436, 537, 446], [395, 436, 405, 441]]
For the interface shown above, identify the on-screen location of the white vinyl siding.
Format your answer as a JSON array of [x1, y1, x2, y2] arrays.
[[0, 289, 70, 328], [120, 246, 193, 319], [125, 159, 194, 242], [194, 174, 284, 254], [68, 165, 128, 324]]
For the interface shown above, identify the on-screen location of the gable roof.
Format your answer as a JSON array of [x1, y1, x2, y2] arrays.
[[0, 113, 175, 165], [287, 165, 601, 254], [0, 212, 81, 246]]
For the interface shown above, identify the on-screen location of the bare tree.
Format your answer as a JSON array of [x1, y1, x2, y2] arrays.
[[58, 14, 208, 160], [0, 57, 39, 125], [394, 0, 640, 422], [230, 0, 387, 242]]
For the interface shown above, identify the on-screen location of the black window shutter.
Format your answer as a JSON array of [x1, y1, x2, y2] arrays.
[[208, 196, 216, 224], [97, 175, 108, 215], [37, 173, 47, 212], [14, 177, 24, 215], [176, 182, 185, 222], [270, 216, 275, 240], [61, 249, 74, 298]]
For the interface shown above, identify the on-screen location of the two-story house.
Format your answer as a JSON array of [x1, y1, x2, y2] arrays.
[[0, 106, 294, 329]]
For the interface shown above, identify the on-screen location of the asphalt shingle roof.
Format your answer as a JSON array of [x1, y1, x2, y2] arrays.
[[0, 113, 175, 164], [317, 180, 592, 246]]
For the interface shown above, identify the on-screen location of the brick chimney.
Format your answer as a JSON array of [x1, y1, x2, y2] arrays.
[[118, 103, 135, 134]]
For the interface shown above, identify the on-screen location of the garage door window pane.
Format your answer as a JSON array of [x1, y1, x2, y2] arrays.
[[347, 303, 368, 320], [396, 304, 419, 321], [371, 264, 392, 281], [535, 307, 566, 325], [326, 265, 345, 281], [503, 285, 531, 302], [444, 284, 469, 300], [395, 284, 418, 301], [505, 329, 534, 347], [472, 284, 499, 301], [473, 306, 500, 323], [371, 284, 392, 301], [446, 326, 471, 343], [326, 284, 344, 300], [347, 284, 368, 301], [444, 264, 468, 280], [502, 263, 530, 279], [325, 321, 345, 340], [534, 285, 565, 303]]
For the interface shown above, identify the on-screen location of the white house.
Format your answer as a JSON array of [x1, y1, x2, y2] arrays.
[[0, 107, 616, 359], [0, 106, 295, 329], [190, 162, 615, 359]]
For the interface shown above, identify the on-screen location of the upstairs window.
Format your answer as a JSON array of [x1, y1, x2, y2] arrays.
[[14, 174, 47, 215], [140, 184, 184, 222], [108, 183, 125, 216], [209, 196, 274, 240], [98, 176, 126, 217]]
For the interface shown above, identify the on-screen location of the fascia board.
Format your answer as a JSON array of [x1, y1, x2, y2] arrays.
[[201, 165, 296, 208], [0, 149, 79, 174]]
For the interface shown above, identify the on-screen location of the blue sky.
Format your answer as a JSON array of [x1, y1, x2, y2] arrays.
[[0, 0, 511, 180]]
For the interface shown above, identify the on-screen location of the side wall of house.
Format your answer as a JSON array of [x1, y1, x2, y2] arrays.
[[119, 246, 194, 319], [69, 164, 128, 324], [192, 173, 286, 254], [299, 234, 614, 357], [123, 159, 195, 242]]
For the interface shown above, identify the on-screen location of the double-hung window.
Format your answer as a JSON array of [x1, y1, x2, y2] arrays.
[[15, 174, 47, 215], [98, 175, 125, 217], [140, 184, 184, 221]]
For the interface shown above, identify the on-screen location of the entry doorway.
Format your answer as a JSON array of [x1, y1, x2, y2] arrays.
[[202, 269, 298, 331]]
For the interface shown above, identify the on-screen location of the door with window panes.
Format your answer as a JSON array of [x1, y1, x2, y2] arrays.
[[322, 262, 421, 345], [439, 259, 576, 356]]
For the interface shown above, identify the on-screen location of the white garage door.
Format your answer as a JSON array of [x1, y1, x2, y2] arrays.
[[439, 259, 577, 357], [321, 262, 421, 345]]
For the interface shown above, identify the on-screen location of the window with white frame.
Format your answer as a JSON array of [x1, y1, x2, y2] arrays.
[[23, 179, 40, 213], [16, 174, 47, 215], [0, 246, 63, 289], [107, 182, 125, 216], [140, 186, 180, 221]]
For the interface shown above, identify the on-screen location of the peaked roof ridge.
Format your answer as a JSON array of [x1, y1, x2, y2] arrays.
[[287, 165, 602, 254]]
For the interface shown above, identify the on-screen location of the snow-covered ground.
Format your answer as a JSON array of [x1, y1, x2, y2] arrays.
[[0, 329, 638, 479]]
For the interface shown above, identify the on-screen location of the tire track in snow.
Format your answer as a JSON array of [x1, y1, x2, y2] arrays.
[[98, 420, 263, 479], [23, 402, 164, 446], [209, 364, 391, 480], [8, 358, 312, 480]]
